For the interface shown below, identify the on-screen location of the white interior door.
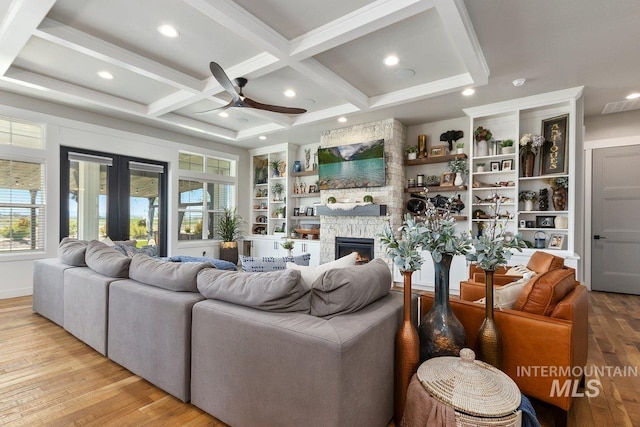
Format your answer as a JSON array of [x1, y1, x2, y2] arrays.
[[592, 145, 640, 294]]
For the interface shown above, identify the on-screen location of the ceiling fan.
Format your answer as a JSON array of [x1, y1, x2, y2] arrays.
[[196, 62, 307, 115]]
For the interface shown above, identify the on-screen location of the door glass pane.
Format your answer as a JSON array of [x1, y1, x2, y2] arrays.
[[129, 169, 161, 246], [68, 159, 108, 239]]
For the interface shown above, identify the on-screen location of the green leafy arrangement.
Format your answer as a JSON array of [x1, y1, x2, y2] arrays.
[[466, 195, 526, 271], [216, 208, 246, 242], [280, 239, 294, 250], [448, 158, 468, 174], [519, 190, 538, 202]]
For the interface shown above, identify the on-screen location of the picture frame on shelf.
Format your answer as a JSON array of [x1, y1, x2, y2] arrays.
[[526, 220, 535, 228], [536, 215, 556, 228], [440, 172, 455, 186], [293, 208, 300, 216], [430, 145, 447, 157], [501, 159, 513, 171], [548, 234, 565, 249], [490, 161, 501, 171], [540, 114, 569, 175], [306, 207, 315, 216], [519, 219, 526, 228]]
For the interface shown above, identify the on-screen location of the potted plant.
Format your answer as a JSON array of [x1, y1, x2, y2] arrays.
[[476, 162, 486, 172], [518, 190, 538, 211], [216, 207, 246, 264], [274, 206, 285, 218], [269, 159, 283, 177], [405, 145, 419, 160], [501, 139, 515, 154], [448, 158, 468, 186], [466, 195, 526, 367], [455, 141, 465, 154], [272, 182, 283, 201], [474, 126, 492, 157], [280, 239, 295, 256]]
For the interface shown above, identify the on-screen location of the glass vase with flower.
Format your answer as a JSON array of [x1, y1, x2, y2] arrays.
[[519, 134, 545, 177]]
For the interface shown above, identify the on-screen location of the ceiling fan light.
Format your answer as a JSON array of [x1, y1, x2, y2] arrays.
[[384, 55, 399, 66], [97, 71, 113, 80], [338, 117, 347, 123], [284, 89, 296, 97], [157, 24, 179, 38], [462, 88, 475, 96], [626, 92, 640, 100]]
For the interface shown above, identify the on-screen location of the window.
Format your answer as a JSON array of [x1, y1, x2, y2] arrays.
[[0, 116, 44, 148], [0, 159, 46, 253], [178, 152, 236, 241]]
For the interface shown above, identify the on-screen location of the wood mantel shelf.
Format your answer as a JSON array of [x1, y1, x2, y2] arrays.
[[405, 153, 466, 166], [405, 185, 467, 193], [316, 204, 387, 216]]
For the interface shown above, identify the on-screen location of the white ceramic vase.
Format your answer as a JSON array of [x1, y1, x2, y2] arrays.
[[476, 139, 489, 157], [454, 173, 464, 186], [524, 200, 534, 211]]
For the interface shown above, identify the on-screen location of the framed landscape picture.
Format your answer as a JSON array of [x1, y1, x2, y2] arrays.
[[540, 114, 569, 175]]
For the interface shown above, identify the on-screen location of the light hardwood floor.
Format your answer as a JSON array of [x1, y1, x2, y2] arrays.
[[1, 292, 639, 426]]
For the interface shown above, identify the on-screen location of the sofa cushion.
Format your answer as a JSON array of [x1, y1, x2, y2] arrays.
[[514, 267, 577, 316], [310, 258, 391, 317], [85, 240, 131, 278], [526, 251, 564, 274], [129, 254, 212, 292], [169, 255, 237, 271], [197, 268, 309, 313], [58, 237, 88, 266], [240, 253, 310, 272], [474, 275, 533, 310], [286, 252, 358, 290]]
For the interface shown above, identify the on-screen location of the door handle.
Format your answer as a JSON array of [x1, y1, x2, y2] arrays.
[[593, 235, 606, 240]]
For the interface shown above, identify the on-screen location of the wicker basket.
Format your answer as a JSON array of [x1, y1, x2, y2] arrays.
[[417, 348, 521, 427]]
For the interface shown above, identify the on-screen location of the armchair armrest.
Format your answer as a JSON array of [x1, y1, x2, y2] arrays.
[[460, 276, 522, 301]]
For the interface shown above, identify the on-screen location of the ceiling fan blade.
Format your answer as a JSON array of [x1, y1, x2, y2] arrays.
[[244, 97, 306, 114], [209, 62, 240, 103], [194, 100, 234, 115]]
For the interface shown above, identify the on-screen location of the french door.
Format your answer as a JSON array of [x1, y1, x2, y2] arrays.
[[60, 146, 167, 256]]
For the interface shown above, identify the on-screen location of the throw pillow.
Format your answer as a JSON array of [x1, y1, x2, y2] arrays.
[[197, 268, 309, 313], [57, 237, 88, 266], [473, 275, 533, 310], [505, 265, 533, 276], [100, 236, 115, 246], [310, 258, 391, 317], [85, 240, 131, 278], [286, 252, 358, 290], [129, 254, 212, 292], [240, 253, 310, 272]]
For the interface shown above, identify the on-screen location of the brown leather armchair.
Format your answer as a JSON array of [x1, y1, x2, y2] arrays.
[[420, 262, 589, 416]]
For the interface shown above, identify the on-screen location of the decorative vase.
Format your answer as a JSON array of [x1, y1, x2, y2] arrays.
[[502, 146, 514, 154], [394, 271, 420, 423], [287, 249, 293, 256], [418, 134, 427, 158], [454, 173, 464, 186], [476, 139, 489, 157], [477, 165, 485, 173], [522, 150, 536, 177], [293, 160, 302, 173], [552, 187, 568, 211], [524, 199, 534, 212], [272, 168, 280, 178], [476, 270, 502, 368], [418, 253, 466, 362]]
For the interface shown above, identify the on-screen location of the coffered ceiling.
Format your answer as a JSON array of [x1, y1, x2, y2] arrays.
[[1, 0, 639, 148]]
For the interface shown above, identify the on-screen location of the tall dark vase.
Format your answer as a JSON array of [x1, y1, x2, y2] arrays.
[[522, 150, 536, 177], [394, 271, 420, 423], [476, 270, 502, 368], [552, 187, 568, 211], [418, 253, 466, 362]]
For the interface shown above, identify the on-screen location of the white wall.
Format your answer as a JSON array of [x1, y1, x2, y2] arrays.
[[0, 91, 250, 299]]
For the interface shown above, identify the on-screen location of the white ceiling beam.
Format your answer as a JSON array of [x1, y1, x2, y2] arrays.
[[290, 104, 361, 127], [289, 0, 434, 60], [157, 113, 237, 140], [235, 122, 288, 140], [368, 73, 474, 109], [34, 18, 205, 93], [433, 0, 489, 85], [0, 0, 56, 76]]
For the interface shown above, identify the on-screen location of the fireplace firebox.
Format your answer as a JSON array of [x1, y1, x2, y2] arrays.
[[335, 237, 374, 264]]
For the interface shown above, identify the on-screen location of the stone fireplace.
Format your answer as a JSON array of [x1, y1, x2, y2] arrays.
[[335, 237, 374, 264], [319, 119, 406, 266]]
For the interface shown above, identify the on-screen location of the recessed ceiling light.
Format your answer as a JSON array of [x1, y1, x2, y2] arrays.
[[394, 69, 415, 80], [626, 92, 640, 100], [462, 88, 475, 96], [97, 71, 114, 80], [218, 112, 229, 118], [259, 135, 267, 140], [157, 24, 179, 38], [338, 117, 347, 123], [384, 55, 399, 66], [284, 89, 296, 98], [512, 78, 526, 87]]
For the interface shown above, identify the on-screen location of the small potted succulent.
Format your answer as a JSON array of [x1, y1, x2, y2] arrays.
[[280, 239, 295, 256], [455, 141, 465, 154], [501, 139, 515, 154], [274, 206, 285, 219], [476, 162, 486, 173], [405, 145, 419, 160]]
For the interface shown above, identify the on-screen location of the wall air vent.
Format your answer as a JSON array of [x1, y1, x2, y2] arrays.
[[601, 99, 640, 114]]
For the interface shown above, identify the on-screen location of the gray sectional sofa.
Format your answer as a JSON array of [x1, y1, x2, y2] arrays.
[[32, 238, 405, 427]]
